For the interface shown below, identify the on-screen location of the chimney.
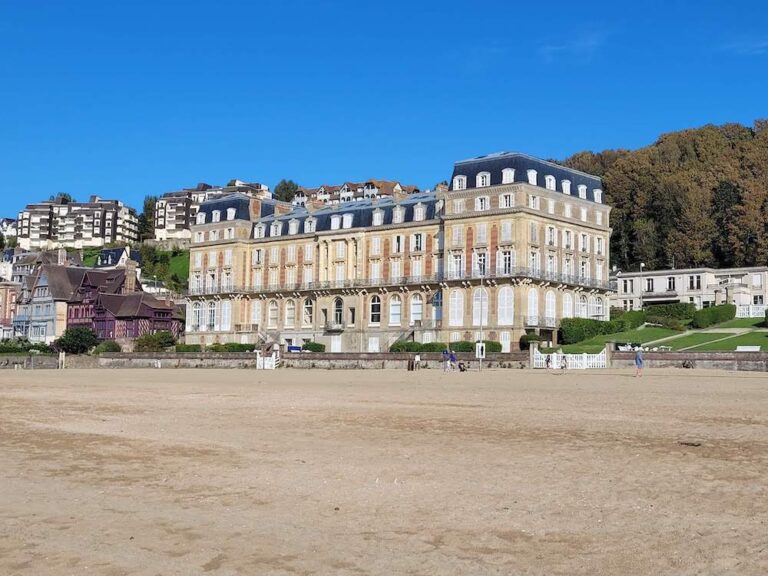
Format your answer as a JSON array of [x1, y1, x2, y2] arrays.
[[57, 247, 67, 266], [249, 198, 262, 221], [125, 259, 138, 293]]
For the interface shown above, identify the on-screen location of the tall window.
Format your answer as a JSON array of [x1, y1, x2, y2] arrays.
[[475, 196, 489, 211], [500, 194, 514, 209], [579, 295, 588, 318], [563, 293, 573, 318], [370, 296, 381, 324], [432, 290, 443, 321], [208, 301, 216, 330], [285, 300, 296, 327], [251, 301, 261, 325], [449, 290, 464, 327], [476, 223, 487, 244], [545, 291, 556, 320], [192, 302, 202, 331], [527, 289, 538, 318], [501, 250, 514, 275], [268, 300, 278, 327], [498, 286, 514, 325], [544, 175, 556, 190], [502, 168, 515, 184], [527, 169, 537, 185], [389, 295, 402, 325], [334, 298, 343, 324], [562, 180, 571, 195], [303, 299, 314, 326], [410, 294, 423, 324], [472, 287, 488, 326]]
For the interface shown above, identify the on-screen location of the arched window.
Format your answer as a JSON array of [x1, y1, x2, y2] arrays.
[[563, 293, 573, 318], [372, 210, 384, 226], [251, 300, 262, 326], [268, 300, 278, 328], [342, 213, 353, 228], [288, 219, 299, 235], [304, 218, 316, 233], [271, 222, 282, 237], [389, 295, 402, 325], [192, 302, 202, 330], [449, 290, 464, 327], [472, 287, 488, 326], [370, 295, 381, 324], [330, 215, 341, 230], [196, 212, 206, 225], [545, 291, 556, 321], [334, 297, 343, 325], [579, 295, 588, 318], [527, 169, 538, 185], [254, 224, 265, 239], [596, 297, 604, 318], [432, 290, 443, 321], [208, 301, 217, 330], [594, 189, 603, 203], [588, 296, 597, 318], [226, 207, 237, 220], [498, 286, 514, 325], [303, 298, 314, 326], [476, 171, 491, 188], [578, 185, 587, 199], [562, 180, 571, 195], [453, 175, 467, 190], [502, 168, 515, 184], [527, 289, 539, 318], [392, 206, 404, 224], [544, 175, 556, 190], [212, 210, 221, 223], [410, 294, 423, 324], [285, 299, 296, 327]]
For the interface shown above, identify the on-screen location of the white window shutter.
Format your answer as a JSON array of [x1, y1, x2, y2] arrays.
[[409, 234, 415, 252]]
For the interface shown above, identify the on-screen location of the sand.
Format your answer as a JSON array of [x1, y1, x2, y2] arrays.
[[1, 368, 767, 575]]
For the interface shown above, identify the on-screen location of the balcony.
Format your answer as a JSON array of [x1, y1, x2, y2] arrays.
[[525, 315, 539, 327], [235, 323, 259, 333], [324, 321, 345, 332]]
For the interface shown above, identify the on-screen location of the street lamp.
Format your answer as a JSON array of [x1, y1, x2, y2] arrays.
[[639, 262, 646, 310]]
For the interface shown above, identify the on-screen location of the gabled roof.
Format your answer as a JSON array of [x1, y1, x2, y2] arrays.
[[97, 292, 176, 318], [94, 247, 142, 268]]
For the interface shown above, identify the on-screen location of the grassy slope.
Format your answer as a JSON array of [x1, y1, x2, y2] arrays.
[[693, 332, 768, 352], [168, 252, 190, 281], [666, 332, 732, 350], [560, 327, 678, 354], [715, 317, 765, 328]]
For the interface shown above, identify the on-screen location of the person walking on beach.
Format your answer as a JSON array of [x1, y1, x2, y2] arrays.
[[449, 350, 457, 371], [441, 349, 450, 372], [635, 347, 644, 378]]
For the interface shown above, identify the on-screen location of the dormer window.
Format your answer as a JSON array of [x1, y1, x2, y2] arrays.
[[562, 180, 572, 195], [304, 218, 316, 233], [475, 196, 489, 212], [527, 170, 538, 185], [502, 168, 515, 184], [544, 175, 556, 190], [254, 224, 265, 239], [196, 212, 206, 225], [330, 215, 341, 230], [453, 175, 467, 190], [288, 219, 299, 235], [594, 189, 603, 203], [392, 206, 404, 224], [212, 210, 221, 223], [372, 210, 383, 226], [226, 207, 237, 221], [413, 204, 426, 221], [342, 213, 353, 229], [578, 185, 587, 199], [271, 222, 282, 236], [476, 172, 491, 188]]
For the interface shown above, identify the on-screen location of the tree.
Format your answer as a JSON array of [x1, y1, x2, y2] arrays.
[[6, 235, 17, 249], [273, 179, 299, 202], [134, 331, 176, 352], [53, 327, 99, 354], [138, 195, 158, 240], [0, 231, 4, 250], [49, 193, 74, 203]]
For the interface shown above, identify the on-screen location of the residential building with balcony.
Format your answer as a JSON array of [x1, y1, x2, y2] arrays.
[[0, 280, 20, 339], [1, 217, 17, 239], [185, 152, 612, 352], [154, 180, 271, 241], [16, 195, 139, 250], [611, 266, 768, 318], [291, 180, 420, 207]]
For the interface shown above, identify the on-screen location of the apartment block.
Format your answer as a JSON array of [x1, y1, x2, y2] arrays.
[[611, 266, 768, 317], [16, 195, 139, 250], [291, 180, 420, 207], [185, 153, 612, 352], [154, 180, 270, 241]]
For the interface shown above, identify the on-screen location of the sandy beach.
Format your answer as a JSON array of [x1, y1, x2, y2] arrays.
[[1, 368, 767, 575]]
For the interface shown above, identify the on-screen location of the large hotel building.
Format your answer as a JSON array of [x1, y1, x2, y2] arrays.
[[184, 153, 612, 352]]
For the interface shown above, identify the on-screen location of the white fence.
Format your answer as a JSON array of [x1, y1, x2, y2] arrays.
[[533, 349, 607, 370], [736, 305, 766, 318], [256, 351, 280, 370]]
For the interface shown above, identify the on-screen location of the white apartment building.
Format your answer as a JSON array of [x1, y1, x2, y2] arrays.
[[17, 195, 139, 250], [611, 266, 768, 317]]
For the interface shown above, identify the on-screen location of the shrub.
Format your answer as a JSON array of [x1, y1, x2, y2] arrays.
[[519, 332, 541, 350], [134, 331, 177, 352], [644, 302, 696, 320], [618, 310, 647, 330], [610, 306, 627, 320], [448, 341, 474, 352], [0, 339, 53, 354], [645, 315, 685, 331], [483, 340, 502, 353], [93, 341, 122, 354], [302, 341, 326, 353], [175, 344, 202, 353], [419, 342, 448, 352], [559, 318, 624, 345], [691, 304, 736, 328], [389, 341, 423, 353], [53, 327, 99, 354], [207, 342, 255, 353]]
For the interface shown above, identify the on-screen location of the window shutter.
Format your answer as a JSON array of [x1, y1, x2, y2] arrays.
[[409, 234, 415, 252]]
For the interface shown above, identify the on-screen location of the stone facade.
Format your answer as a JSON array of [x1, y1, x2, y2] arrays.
[[185, 153, 612, 352]]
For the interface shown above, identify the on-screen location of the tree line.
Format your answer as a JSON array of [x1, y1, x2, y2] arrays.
[[562, 120, 768, 271]]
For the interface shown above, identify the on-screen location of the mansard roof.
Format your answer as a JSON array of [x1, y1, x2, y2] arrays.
[[450, 151, 603, 202], [196, 193, 285, 222], [253, 191, 439, 238]]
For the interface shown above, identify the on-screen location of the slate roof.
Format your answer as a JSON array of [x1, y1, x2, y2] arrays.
[[450, 152, 603, 202], [95, 247, 142, 268], [253, 191, 440, 238], [197, 192, 285, 222], [97, 292, 176, 318]]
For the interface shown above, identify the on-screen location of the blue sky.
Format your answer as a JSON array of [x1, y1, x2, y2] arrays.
[[1, 0, 766, 217]]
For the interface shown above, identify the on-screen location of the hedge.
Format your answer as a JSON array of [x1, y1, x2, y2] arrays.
[[644, 302, 696, 320], [419, 342, 449, 352], [619, 310, 647, 330], [206, 342, 255, 353], [560, 318, 624, 345], [175, 344, 202, 352], [691, 304, 736, 328], [0, 340, 52, 354], [645, 315, 685, 331], [93, 341, 122, 354], [302, 341, 326, 352], [390, 340, 502, 353], [519, 332, 541, 350], [134, 331, 177, 352], [389, 341, 423, 353]]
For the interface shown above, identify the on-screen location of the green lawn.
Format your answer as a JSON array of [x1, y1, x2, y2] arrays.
[[560, 327, 679, 353], [693, 332, 768, 352], [168, 251, 190, 281], [715, 317, 765, 328], [665, 332, 732, 350]]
